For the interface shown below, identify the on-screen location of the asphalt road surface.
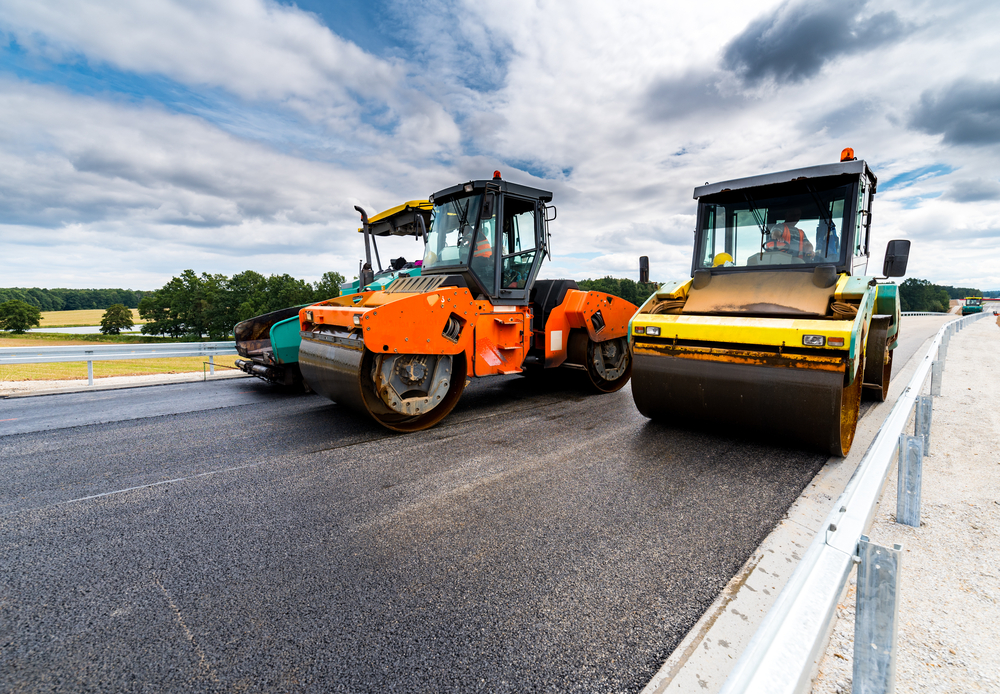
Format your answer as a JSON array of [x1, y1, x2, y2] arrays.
[[0, 316, 950, 693]]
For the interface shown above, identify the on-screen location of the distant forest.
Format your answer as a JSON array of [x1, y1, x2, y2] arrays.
[[898, 279, 997, 312], [577, 277, 661, 306], [0, 287, 147, 311]]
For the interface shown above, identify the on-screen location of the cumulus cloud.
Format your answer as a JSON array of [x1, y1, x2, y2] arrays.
[[643, 70, 739, 122], [0, 0, 397, 101], [0, 0, 464, 158], [0, 79, 451, 287], [908, 80, 1000, 145], [722, 0, 910, 86], [941, 178, 1000, 203]]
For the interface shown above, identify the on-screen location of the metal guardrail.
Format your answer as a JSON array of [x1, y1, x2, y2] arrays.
[[900, 311, 949, 316], [0, 341, 236, 364], [719, 310, 990, 694], [0, 341, 237, 386]]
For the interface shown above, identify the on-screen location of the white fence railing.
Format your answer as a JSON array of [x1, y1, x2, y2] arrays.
[[0, 341, 237, 385], [719, 310, 990, 694]]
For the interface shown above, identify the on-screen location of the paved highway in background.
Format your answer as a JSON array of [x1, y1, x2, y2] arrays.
[[0, 315, 950, 692]]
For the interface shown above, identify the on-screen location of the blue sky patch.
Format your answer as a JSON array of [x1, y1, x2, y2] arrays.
[[896, 192, 943, 210], [881, 164, 955, 190]]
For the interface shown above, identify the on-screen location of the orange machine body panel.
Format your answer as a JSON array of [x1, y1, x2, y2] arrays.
[[300, 287, 636, 378], [541, 289, 636, 368]]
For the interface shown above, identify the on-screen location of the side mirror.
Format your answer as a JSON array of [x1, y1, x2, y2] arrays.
[[882, 239, 910, 277]]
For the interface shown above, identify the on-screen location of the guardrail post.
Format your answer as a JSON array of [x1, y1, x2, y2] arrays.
[[853, 536, 903, 694], [914, 395, 932, 451], [87, 360, 94, 386], [930, 360, 943, 396], [209, 355, 215, 376], [896, 435, 923, 527]]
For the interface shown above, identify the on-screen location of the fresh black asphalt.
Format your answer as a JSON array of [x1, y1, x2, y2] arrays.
[[0, 316, 948, 692]]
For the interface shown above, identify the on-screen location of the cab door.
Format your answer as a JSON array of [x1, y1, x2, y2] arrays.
[[493, 194, 544, 305]]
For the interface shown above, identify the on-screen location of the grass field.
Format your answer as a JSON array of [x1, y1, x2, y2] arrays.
[[39, 308, 144, 327], [0, 355, 242, 381]]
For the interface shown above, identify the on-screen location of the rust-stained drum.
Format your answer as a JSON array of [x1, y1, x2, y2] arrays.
[[631, 353, 862, 456]]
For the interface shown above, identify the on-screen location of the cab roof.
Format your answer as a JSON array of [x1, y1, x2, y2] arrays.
[[430, 177, 553, 204], [693, 159, 876, 199]]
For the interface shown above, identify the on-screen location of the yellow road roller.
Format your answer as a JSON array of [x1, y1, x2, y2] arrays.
[[629, 149, 910, 455]]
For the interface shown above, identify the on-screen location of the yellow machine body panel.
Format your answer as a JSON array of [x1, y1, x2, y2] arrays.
[[632, 314, 853, 351]]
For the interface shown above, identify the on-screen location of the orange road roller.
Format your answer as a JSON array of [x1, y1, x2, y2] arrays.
[[297, 172, 637, 431]]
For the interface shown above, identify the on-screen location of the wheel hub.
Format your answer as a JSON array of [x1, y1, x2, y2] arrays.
[[373, 354, 453, 416], [592, 338, 629, 380]]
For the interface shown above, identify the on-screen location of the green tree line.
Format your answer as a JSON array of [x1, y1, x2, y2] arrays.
[[936, 284, 984, 300], [139, 269, 344, 338], [0, 287, 147, 311], [897, 278, 981, 312], [577, 277, 660, 306]]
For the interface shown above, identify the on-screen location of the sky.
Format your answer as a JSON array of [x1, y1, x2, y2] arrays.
[[1, 0, 998, 291]]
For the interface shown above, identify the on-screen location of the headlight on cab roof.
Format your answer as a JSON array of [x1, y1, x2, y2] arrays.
[[646, 326, 661, 337], [802, 335, 825, 347]]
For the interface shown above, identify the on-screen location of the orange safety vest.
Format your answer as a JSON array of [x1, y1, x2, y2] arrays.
[[474, 237, 492, 259], [765, 224, 805, 255]]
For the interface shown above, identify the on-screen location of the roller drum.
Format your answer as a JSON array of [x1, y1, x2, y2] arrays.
[[298, 333, 369, 415], [631, 353, 860, 456]]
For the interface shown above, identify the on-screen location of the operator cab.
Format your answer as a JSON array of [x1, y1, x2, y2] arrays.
[[692, 159, 878, 277], [423, 172, 554, 305]]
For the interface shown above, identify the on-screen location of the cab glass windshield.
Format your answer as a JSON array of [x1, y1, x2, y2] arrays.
[[696, 183, 851, 269], [423, 193, 482, 270]]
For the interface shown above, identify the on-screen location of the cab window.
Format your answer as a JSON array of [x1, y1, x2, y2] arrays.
[[470, 196, 497, 292], [501, 197, 537, 289]]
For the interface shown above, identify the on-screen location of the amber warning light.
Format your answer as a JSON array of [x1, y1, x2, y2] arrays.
[[493, 170, 502, 179], [840, 147, 855, 162]]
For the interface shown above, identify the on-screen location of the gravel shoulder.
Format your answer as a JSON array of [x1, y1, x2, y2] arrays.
[[812, 316, 1000, 693]]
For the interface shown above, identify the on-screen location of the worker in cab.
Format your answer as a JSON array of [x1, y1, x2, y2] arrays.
[[765, 209, 814, 258]]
